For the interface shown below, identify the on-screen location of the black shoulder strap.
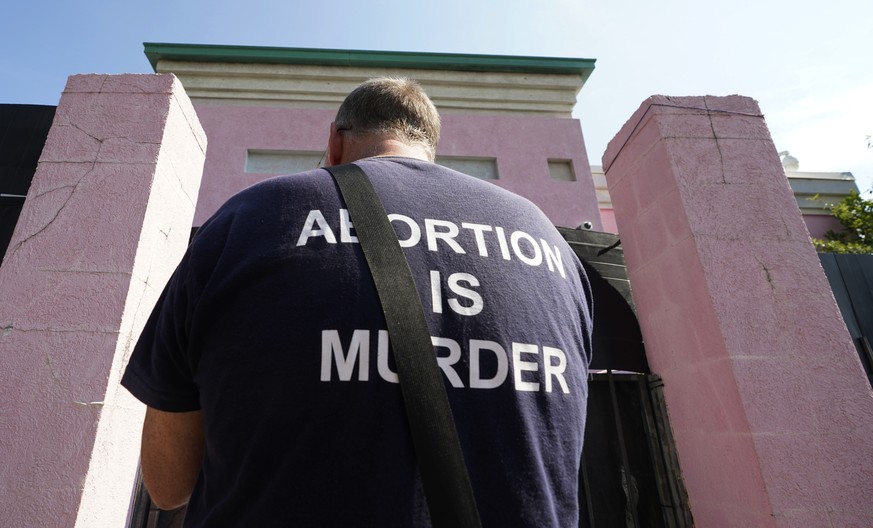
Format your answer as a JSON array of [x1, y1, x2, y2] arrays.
[[324, 162, 483, 528]]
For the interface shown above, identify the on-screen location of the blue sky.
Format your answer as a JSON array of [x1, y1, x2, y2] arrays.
[[3, 0, 871, 192]]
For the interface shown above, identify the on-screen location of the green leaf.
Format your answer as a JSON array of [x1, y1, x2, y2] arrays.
[[813, 190, 873, 254]]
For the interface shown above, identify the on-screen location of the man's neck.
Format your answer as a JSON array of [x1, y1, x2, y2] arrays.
[[343, 138, 431, 164]]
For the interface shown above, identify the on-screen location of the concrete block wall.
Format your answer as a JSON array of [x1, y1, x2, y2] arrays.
[[0, 74, 206, 527]]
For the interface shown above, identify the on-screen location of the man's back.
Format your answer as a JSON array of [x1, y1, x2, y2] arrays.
[[123, 157, 592, 526]]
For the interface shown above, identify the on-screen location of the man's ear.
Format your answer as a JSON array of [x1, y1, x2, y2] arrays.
[[327, 122, 344, 166]]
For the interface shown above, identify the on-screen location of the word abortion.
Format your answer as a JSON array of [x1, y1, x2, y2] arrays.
[[321, 329, 572, 394], [296, 209, 567, 278]]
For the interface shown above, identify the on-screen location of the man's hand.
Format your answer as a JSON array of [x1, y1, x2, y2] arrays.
[[141, 407, 205, 510]]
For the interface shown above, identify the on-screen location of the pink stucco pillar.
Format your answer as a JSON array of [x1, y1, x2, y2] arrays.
[[0, 74, 205, 527], [603, 96, 873, 527]]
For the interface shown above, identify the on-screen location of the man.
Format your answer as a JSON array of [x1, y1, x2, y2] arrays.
[[122, 78, 592, 527]]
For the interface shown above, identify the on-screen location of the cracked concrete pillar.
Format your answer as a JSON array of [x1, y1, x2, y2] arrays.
[[603, 96, 873, 527], [0, 74, 206, 527]]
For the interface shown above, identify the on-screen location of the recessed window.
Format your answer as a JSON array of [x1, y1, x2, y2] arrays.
[[245, 150, 324, 174], [548, 159, 576, 182], [436, 156, 498, 180]]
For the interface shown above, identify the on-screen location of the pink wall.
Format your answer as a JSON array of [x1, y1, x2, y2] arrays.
[[0, 74, 205, 527], [803, 213, 844, 239], [604, 95, 873, 527], [440, 113, 599, 230], [191, 104, 601, 230], [598, 208, 618, 233]]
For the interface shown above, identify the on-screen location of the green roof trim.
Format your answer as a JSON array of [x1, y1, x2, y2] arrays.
[[144, 42, 595, 79]]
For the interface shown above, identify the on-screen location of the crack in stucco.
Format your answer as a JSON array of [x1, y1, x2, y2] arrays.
[[41, 93, 203, 243], [14, 123, 167, 256], [161, 94, 207, 212], [779, 215, 794, 239], [69, 123, 102, 143], [43, 351, 61, 386], [756, 257, 777, 292], [7, 184, 78, 255], [6, 138, 103, 257], [30, 181, 80, 201], [703, 98, 727, 184], [121, 260, 155, 364], [115, 79, 149, 93], [38, 269, 129, 276], [0, 327, 116, 335], [172, 95, 207, 154], [603, 101, 763, 173], [168, 157, 197, 208], [69, 122, 163, 148], [763, 265, 774, 287], [2, 325, 12, 337]]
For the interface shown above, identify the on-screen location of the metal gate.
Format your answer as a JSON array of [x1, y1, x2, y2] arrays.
[[560, 227, 693, 527]]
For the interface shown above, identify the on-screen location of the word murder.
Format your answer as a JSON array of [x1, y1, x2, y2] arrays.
[[321, 330, 572, 394], [297, 209, 567, 278]]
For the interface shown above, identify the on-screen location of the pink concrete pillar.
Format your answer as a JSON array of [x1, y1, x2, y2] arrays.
[[0, 74, 206, 527], [603, 96, 873, 527]]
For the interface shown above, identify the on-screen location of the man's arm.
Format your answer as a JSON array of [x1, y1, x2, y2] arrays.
[[141, 407, 205, 510]]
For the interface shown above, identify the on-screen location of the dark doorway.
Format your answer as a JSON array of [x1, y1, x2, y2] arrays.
[[559, 227, 693, 527]]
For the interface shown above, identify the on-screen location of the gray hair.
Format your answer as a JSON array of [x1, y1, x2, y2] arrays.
[[335, 78, 441, 160]]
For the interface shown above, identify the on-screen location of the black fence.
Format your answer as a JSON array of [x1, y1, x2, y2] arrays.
[[820, 252, 873, 388]]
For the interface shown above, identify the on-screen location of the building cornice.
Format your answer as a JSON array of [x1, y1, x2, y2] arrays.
[[144, 43, 595, 79], [144, 43, 595, 116]]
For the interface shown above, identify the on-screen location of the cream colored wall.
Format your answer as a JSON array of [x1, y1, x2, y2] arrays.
[[155, 60, 584, 116]]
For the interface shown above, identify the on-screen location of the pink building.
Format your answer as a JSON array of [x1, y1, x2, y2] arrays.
[[1, 43, 871, 527]]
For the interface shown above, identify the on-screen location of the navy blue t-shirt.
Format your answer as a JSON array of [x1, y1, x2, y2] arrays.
[[122, 157, 593, 527]]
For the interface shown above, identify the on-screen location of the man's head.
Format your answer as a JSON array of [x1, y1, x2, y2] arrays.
[[328, 78, 441, 165]]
